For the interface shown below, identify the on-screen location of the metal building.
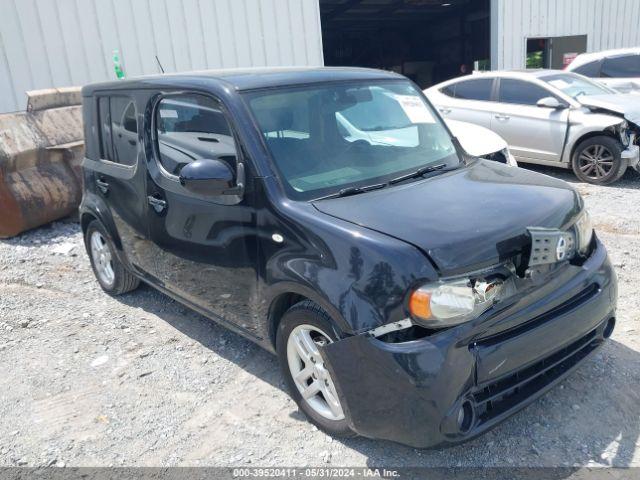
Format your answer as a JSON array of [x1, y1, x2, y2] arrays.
[[1, 0, 639, 114], [0, 0, 323, 113], [491, 0, 640, 70]]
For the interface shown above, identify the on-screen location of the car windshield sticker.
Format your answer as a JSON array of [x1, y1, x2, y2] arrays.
[[395, 95, 436, 124]]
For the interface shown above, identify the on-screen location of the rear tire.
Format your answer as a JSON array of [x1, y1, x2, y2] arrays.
[[571, 136, 626, 185], [276, 300, 355, 438], [85, 220, 140, 295]]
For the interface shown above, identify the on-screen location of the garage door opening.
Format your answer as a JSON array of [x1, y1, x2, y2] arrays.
[[320, 0, 490, 89]]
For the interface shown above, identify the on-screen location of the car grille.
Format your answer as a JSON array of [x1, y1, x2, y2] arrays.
[[471, 326, 602, 426]]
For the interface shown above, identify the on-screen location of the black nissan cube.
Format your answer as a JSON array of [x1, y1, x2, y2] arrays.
[[80, 67, 617, 448]]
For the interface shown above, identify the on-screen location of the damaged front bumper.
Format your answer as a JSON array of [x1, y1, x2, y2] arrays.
[[622, 144, 640, 171], [320, 239, 617, 448]]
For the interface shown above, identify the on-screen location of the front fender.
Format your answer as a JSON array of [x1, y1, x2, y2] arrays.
[[259, 191, 437, 336], [563, 109, 625, 163]]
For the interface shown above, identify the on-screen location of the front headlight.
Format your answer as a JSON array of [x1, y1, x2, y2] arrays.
[[574, 209, 594, 255], [409, 278, 503, 327]]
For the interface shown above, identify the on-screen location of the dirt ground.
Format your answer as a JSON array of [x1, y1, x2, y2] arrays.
[[0, 166, 639, 468]]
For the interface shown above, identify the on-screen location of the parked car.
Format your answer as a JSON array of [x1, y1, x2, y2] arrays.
[[566, 47, 640, 94], [332, 85, 516, 165], [80, 67, 616, 448], [425, 70, 640, 184]]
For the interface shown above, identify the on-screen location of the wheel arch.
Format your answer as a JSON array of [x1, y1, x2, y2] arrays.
[[266, 284, 352, 351], [79, 193, 123, 250], [569, 130, 621, 165]]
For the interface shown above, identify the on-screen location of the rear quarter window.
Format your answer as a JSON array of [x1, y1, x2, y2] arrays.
[[439, 84, 456, 98]]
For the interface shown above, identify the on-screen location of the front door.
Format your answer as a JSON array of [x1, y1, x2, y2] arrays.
[[491, 78, 569, 163], [140, 92, 261, 337]]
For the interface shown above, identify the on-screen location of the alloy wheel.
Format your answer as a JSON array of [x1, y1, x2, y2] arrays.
[[90, 231, 115, 287], [286, 324, 345, 421], [578, 144, 614, 180]]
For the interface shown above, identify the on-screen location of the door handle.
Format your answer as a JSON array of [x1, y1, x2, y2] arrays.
[[494, 114, 510, 120], [147, 195, 167, 214], [439, 108, 452, 114], [95, 178, 110, 194]]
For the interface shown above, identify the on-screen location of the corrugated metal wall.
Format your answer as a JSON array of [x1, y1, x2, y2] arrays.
[[0, 0, 324, 113], [491, 0, 640, 70]]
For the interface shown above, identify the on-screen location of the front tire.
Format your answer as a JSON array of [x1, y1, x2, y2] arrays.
[[276, 301, 355, 438], [85, 220, 140, 295], [572, 136, 626, 185]]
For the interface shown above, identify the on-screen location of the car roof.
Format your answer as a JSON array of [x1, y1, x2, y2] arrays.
[[568, 47, 640, 69], [435, 69, 567, 85], [82, 66, 405, 95]]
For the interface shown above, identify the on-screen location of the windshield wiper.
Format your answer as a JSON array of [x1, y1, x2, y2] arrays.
[[388, 163, 448, 185], [315, 183, 386, 201]]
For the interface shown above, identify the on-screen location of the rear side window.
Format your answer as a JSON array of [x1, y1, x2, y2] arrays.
[[451, 79, 493, 101], [97, 96, 138, 166], [498, 79, 552, 106], [155, 94, 237, 176], [601, 54, 640, 78], [572, 60, 601, 77]]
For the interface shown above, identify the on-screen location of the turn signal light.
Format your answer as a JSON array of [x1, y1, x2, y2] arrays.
[[409, 289, 432, 319]]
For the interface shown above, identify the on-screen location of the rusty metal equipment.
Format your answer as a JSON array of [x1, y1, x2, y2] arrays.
[[0, 87, 84, 238]]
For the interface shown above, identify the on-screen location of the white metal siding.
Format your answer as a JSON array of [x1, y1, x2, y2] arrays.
[[0, 0, 324, 113], [491, 0, 640, 70]]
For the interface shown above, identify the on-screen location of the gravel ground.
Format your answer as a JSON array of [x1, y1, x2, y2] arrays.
[[0, 166, 639, 468]]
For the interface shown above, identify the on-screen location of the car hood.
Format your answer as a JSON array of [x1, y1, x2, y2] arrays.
[[312, 161, 581, 274], [446, 119, 507, 157], [578, 94, 640, 125]]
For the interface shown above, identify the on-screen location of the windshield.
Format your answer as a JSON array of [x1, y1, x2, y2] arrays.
[[244, 81, 460, 200], [541, 73, 615, 98]]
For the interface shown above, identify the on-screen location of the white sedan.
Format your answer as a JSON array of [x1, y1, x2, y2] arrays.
[[567, 48, 640, 94]]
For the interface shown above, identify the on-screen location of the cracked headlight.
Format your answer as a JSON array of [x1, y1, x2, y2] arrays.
[[408, 278, 503, 327], [575, 209, 594, 256]]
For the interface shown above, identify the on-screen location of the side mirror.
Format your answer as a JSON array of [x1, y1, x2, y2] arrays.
[[537, 96, 567, 109], [179, 159, 240, 196]]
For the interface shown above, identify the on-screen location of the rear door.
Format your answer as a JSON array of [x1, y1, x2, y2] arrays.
[[88, 94, 148, 267], [490, 78, 569, 163], [434, 77, 494, 128], [139, 92, 261, 336]]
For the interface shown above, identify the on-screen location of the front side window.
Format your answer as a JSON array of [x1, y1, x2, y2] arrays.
[[245, 81, 459, 200], [498, 79, 552, 106], [155, 94, 237, 176], [98, 96, 138, 166], [541, 73, 614, 98], [601, 54, 640, 78], [452, 78, 493, 101]]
